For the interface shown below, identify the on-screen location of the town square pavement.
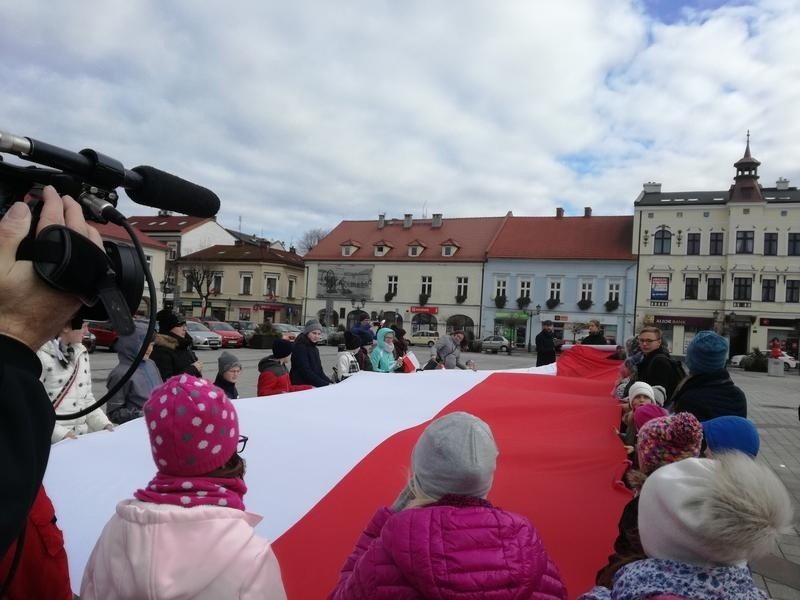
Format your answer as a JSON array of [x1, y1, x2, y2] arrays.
[[87, 345, 800, 598]]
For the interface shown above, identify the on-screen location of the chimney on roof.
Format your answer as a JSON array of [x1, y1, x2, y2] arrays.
[[403, 213, 412, 229], [643, 182, 662, 193], [289, 246, 296, 254], [584, 206, 592, 217], [378, 213, 385, 229], [431, 213, 442, 228], [776, 177, 790, 190], [556, 207, 564, 218], [157, 209, 173, 217]]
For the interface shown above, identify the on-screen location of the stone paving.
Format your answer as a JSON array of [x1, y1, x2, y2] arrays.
[[731, 369, 800, 599]]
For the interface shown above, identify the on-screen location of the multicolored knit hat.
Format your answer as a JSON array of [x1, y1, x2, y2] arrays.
[[144, 374, 239, 476], [636, 412, 702, 475]]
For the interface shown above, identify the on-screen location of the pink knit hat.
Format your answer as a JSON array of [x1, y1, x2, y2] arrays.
[[144, 374, 239, 476], [633, 404, 669, 431], [636, 413, 702, 475]]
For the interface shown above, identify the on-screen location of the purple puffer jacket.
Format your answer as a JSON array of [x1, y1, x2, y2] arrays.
[[328, 498, 567, 600]]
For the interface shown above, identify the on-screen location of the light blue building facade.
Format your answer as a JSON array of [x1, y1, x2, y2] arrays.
[[481, 259, 638, 349]]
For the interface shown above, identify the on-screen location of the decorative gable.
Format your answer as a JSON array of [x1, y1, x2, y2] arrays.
[[440, 238, 461, 257], [407, 239, 427, 257], [373, 240, 394, 257], [340, 239, 362, 257]]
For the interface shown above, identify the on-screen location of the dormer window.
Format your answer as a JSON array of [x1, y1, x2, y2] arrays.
[[442, 245, 456, 257], [409, 246, 421, 257], [342, 246, 353, 256]]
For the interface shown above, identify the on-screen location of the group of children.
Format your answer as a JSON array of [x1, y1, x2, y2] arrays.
[[10, 320, 795, 599]]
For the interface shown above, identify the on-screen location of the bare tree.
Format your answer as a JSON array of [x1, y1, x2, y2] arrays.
[[298, 228, 330, 255], [182, 262, 217, 318]]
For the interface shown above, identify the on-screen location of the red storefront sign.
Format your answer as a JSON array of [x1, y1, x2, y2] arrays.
[[410, 306, 439, 314], [253, 303, 284, 311]]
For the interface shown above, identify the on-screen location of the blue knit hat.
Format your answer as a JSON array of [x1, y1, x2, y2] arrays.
[[685, 331, 728, 374], [702, 416, 760, 457]]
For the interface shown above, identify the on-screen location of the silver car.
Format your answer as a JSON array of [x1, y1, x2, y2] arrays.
[[186, 320, 222, 350], [481, 335, 512, 353]]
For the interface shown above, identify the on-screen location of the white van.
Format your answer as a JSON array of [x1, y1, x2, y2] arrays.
[[409, 330, 440, 346]]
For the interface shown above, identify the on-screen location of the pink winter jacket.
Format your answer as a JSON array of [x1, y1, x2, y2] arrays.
[[80, 499, 287, 599], [329, 501, 567, 600]]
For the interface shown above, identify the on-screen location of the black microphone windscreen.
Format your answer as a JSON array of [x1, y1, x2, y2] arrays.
[[126, 166, 220, 218]]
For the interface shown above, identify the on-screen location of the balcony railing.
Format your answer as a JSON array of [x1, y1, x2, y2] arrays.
[[649, 300, 669, 307]]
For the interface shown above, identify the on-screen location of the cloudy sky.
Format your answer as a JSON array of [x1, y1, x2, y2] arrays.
[[2, 0, 798, 248]]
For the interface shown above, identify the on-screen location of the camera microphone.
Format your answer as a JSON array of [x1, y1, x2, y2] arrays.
[[0, 130, 220, 218], [125, 166, 220, 218]]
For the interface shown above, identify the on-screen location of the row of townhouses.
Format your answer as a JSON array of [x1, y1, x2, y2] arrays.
[[99, 140, 798, 358]]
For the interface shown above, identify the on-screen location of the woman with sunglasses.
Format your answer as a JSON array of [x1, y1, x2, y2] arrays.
[[80, 375, 287, 599]]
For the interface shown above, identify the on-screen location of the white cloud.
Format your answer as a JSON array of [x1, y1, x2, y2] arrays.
[[1, 0, 797, 245]]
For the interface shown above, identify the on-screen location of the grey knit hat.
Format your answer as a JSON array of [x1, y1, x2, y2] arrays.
[[217, 351, 241, 374], [303, 319, 323, 335], [411, 412, 498, 499]]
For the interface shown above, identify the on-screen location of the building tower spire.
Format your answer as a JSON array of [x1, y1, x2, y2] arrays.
[[729, 131, 763, 203]]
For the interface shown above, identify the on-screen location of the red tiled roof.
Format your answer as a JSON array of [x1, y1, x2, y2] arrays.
[[487, 216, 634, 260], [127, 215, 210, 233], [179, 244, 305, 268], [92, 221, 167, 250], [305, 217, 507, 262]]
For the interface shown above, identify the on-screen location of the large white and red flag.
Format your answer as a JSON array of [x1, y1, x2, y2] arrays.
[[45, 347, 631, 599]]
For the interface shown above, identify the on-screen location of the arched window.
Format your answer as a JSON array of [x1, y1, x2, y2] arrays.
[[446, 314, 475, 342], [411, 313, 438, 333], [654, 228, 672, 255]]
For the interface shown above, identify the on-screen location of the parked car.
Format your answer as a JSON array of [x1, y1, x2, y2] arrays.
[[200, 320, 244, 348], [273, 323, 301, 341], [481, 335, 511, 353], [730, 351, 797, 370], [227, 320, 259, 346], [82, 330, 97, 353], [86, 320, 119, 351], [409, 330, 440, 347], [185, 320, 222, 350]]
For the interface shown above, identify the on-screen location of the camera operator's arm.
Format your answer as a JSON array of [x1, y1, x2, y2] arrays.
[[0, 186, 103, 555]]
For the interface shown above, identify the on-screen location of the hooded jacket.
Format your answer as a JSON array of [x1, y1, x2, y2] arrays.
[[80, 499, 287, 599], [669, 370, 747, 422], [370, 328, 400, 373], [105, 329, 163, 425], [149, 332, 201, 381], [37, 339, 111, 443], [257, 356, 312, 396], [329, 502, 567, 600], [628, 346, 682, 400]]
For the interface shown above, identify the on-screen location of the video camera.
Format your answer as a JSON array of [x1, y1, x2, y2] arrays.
[[0, 128, 220, 419]]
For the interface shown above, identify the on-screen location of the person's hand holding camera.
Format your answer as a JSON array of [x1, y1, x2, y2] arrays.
[[0, 186, 103, 350]]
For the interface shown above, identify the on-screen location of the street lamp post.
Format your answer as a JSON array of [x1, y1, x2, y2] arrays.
[[527, 304, 542, 352]]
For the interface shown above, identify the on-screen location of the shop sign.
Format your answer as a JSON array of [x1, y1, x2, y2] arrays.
[[495, 310, 530, 320], [190, 300, 202, 307], [410, 306, 438, 314], [253, 303, 283, 311], [654, 315, 714, 328], [553, 315, 569, 322], [759, 318, 798, 327]]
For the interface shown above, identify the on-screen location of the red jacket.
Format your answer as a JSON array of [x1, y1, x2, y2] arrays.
[[0, 487, 72, 600], [257, 357, 313, 396]]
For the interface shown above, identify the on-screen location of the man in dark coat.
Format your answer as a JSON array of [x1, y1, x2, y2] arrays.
[[149, 312, 202, 380], [535, 320, 558, 366], [628, 326, 683, 400], [671, 330, 746, 421], [581, 319, 608, 345]]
